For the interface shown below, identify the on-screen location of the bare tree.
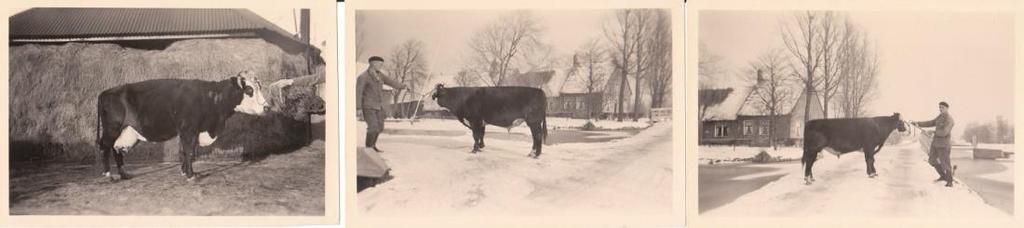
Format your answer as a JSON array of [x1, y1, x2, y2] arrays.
[[781, 11, 826, 124], [453, 70, 479, 87], [466, 11, 544, 86], [698, 42, 724, 85], [836, 21, 879, 118], [647, 10, 672, 109], [386, 39, 428, 117], [355, 12, 367, 61], [816, 12, 845, 119], [747, 48, 795, 149], [604, 9, 659, 122], [572, 38, 608, 119]]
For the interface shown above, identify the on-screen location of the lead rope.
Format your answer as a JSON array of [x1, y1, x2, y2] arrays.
[[406, 88, 436, 125]]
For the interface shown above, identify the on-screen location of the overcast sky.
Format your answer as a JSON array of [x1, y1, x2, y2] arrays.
[[357, 10, 613, 85], [700, 10, 1015, 136]]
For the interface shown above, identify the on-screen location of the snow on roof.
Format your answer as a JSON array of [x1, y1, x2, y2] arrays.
[[701, 86, 752, 121]]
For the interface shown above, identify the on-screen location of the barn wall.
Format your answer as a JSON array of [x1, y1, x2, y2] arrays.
[[9, 38, 316, 163]]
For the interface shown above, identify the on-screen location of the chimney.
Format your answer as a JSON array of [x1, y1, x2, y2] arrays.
[[300, 9, 311, 43]]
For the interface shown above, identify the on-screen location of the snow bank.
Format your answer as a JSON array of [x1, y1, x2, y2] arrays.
[[703, 143, 1009, 217], [355, 122, 673, 216], [698, 146, 803, 164]]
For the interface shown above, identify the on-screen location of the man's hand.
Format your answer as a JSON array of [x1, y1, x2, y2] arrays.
[[270, 78, 295, 88]]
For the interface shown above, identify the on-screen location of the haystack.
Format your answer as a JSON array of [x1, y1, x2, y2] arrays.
[[9, 38, 319, 163]]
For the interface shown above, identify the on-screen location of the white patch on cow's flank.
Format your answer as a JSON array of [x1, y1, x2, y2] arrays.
[[824, 147, 843, 158], [198, 131, 217, 147], [114, 126, 147, 152], [461, 119, 472, 127]]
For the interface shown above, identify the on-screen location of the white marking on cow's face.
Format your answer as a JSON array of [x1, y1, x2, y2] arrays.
[[198, 131, 217, 147], [114, 126, 147, 152], [234, 72, 269, 116]]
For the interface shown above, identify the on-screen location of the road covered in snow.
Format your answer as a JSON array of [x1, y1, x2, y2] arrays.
[[702, 142, 1010, 218], [355, 119, 672, 216]]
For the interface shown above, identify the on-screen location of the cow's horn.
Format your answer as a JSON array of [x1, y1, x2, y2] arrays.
[[236, 76, 246, 89]]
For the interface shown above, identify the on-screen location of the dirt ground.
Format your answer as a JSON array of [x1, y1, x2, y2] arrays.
[[9, 140, 325, 216]]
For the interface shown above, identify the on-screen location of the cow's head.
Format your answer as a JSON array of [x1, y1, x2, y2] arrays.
[[893, 112, 907, 132], [232, 70, 269, 116], [431, 83, 451, 108]]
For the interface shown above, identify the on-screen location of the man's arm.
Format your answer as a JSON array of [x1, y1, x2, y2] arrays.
[[355, 74, 366, 109], [377, 70, 407, 90], [915, 115, 939, 128]]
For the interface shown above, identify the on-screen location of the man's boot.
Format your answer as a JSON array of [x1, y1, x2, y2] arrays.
[[369, 133, 382, 152], [932, 166, 947, 182]]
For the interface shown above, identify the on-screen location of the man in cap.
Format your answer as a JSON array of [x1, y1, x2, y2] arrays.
[[913, 101, 956, 187], [356, 56, 406, 152]]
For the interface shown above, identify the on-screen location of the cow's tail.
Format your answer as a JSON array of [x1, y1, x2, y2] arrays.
[[542, 116, 548, 144]]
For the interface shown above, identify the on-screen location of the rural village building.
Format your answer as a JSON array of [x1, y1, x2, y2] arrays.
[[700, 85, 824, 147]]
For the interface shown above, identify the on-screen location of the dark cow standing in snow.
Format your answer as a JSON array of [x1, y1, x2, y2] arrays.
[[96, 71, 269, 181], [802, 113, 907, 184], [431, 84, 548, 158]]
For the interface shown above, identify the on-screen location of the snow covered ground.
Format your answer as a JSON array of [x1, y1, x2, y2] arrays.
[[356, 121, 672, 216], [698, 146, 803, 164], [703, 143, 1009, 217]]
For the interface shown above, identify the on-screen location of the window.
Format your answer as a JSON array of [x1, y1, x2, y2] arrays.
[[794, 122, 802, 137], [714, 125, 729, 137], [564, 100, 572, 110], [759, 125, 768, 135], [743, 120, 754, 135]]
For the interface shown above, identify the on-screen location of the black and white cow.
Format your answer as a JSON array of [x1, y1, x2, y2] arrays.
[[802, 113, 907, 184], [95, 71, 269, 181], [431, 84, 548, 158]]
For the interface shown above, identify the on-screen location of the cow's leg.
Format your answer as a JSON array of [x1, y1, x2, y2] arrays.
[[179, 133, 199, 180], [802, 133, 825, 185], [101, 147, 113, 179], [470, 120, 484, 153], [864, 148, 878, 178], [802, 149, 818, 185], [478, 124, 486, 149], [114, 150, 132, 180], [98, 128, 120, 180], [527, 120, 543, 158]]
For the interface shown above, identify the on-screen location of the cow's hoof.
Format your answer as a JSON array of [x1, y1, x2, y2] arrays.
[[180, 171, 187, 176], [868, 173, 878, 178], [119, 173, 133, 180], [186, 176, 199, 182]]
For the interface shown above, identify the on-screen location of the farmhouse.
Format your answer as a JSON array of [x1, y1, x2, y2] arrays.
[[372, 64, 658, 120], [700, 85, 824, 147], [9, 8, 324, 162]]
